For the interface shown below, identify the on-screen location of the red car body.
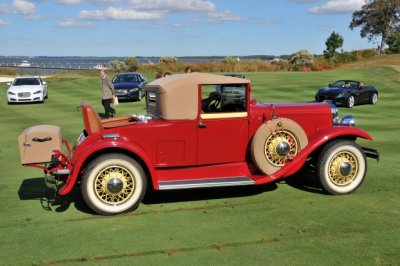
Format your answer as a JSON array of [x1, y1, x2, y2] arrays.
[[19, 73, 379, 215]]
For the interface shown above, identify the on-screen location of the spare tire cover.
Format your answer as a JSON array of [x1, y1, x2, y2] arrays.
[[250, 118, 308, 175]]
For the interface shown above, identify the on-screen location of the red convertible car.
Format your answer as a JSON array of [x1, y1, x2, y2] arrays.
[[18, 73, 379, 215]]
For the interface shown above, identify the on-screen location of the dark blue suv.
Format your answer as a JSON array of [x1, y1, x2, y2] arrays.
[[112, 72, 147, 101]]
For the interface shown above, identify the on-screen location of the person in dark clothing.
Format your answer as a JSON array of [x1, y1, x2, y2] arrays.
[[100, 69, 116, 118]]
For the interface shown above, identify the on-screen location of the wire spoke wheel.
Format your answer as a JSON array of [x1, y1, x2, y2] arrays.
[[94, 166, 135, 205], [317, 140, 366, 195], [251, 118, 308, 175], [82, 153, 146, 215], [328, 151, 358, 186], [264, 130, 299, 167]]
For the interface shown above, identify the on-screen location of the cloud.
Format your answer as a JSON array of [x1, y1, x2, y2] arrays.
[[57, 18, 93, 28], [0, 19, 10, 26], [289, 0, 318, 3], [208, 10, 246, 22], [128, 0, 215, 13], [13, 0, 35, 15], [56, 0, 84, 4], [13, 0, 41, 19], [57, 0, 119, 5], [78, 7, 163, 20], [0, 3, 9, 13], [309, 0, 364, 14]]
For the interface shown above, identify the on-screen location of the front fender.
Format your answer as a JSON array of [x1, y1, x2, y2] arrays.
[[255, 126, 373, 184], [59, 137, 156, 195]]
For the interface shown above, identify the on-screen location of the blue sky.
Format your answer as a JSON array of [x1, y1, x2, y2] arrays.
[[0, 0, 374, 57]]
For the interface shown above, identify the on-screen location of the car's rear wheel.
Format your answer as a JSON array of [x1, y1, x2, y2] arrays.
[[370, 93, 378, 105], [82, 153, 147, 215], [317, 140, 366, 195], [251, 118, 308, 175], [346, 95, 355, 108]]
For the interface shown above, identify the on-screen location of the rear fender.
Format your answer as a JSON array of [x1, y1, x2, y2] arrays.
[[255, 126, 373, 184], [59, 137, 156, 195]]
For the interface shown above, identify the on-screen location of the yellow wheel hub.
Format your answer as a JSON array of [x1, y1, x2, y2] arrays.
[[328, 151, 358, 186], [264, 130, 299, 167], [94, 166, 135, 205]]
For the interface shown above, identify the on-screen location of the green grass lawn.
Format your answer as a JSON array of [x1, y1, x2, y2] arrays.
[[0, 64, 399, 265]]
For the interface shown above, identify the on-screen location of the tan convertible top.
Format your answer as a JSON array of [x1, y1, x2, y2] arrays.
[[144, 73, 249, 120]]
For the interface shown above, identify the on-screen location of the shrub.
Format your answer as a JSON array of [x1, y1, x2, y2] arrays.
[[159, 56, 178, 64], [290, 50, 314, 71], [124, 57, 139, 72]]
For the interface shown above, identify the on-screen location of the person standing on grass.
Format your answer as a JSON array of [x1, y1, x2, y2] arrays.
[[100, 69, 115, 118]]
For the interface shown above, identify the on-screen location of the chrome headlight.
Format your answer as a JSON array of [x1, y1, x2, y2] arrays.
[[327, 102, 339, 125], [339, 115, 355, 127]]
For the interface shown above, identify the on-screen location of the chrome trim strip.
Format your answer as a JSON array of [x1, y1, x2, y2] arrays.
[[158, 176, 254, 190], [102, 133, 120, 139]]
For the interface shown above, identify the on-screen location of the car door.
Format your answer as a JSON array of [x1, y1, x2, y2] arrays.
[[197, 84, 249, 165], [358, 87, 371, 104]]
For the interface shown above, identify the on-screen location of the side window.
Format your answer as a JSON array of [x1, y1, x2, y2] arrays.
[[201, 84, 246, 113]]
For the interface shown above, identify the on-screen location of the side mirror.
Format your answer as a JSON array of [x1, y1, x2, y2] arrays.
[[43, 81, 47, 85]]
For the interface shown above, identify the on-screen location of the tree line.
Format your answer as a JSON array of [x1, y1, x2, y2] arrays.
[[108, 0, 399, 73]]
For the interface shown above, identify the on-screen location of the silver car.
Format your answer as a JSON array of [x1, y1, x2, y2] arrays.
[[7, 76, 48, 103]]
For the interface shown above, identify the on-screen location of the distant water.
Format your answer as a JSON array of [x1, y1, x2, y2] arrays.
[[0, 56, 228, 70]]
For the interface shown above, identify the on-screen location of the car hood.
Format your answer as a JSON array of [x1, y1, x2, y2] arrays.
[[8, 85, 43, 93], [317, 87, 350, 95], [113, 82, 141, 89]]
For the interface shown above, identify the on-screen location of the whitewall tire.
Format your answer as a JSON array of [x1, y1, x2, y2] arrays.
[[317, 140, 366, 195], [82, 153, 147, 215]]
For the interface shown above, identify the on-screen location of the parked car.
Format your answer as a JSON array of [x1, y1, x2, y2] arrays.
[[7, 76, 48, 104], [315, 80, 378, 108], [112, 72, 147, 101], [215, 74, 246, 98], [18, 73, 379, 215]]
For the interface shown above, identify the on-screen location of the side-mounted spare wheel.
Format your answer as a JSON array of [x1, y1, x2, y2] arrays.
[[317, 139, 367, 195], [250, 118, 308, 175], [82, 153, 147, 215]]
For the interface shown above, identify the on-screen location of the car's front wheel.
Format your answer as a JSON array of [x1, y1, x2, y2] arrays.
[[346, 95, 355, 108], [370, 93, 378, 105], [317, 140, 366, 195], [82, 153, 147, 215]]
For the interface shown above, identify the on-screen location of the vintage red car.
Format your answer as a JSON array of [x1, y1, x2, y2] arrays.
[[18, 73, 379, 215]]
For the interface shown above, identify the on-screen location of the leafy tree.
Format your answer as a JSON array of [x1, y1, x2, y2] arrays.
[[222, 56, 239, 64], [324, 31, 344, 58], [290, 49, 314, 71], [386, 31, 400, 53], [108, 60, 124, 71], [124, 57, 139, 71], [349, 0, 400, 53]]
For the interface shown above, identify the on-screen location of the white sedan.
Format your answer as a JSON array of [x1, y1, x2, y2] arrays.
[[7, 76, 48, 103]]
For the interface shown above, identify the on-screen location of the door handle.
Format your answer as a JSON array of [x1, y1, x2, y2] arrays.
[[199, 121, 207, 128]]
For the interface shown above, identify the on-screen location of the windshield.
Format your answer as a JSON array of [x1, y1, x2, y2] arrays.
[[113, 74, 140, 83], [330, 80, 359, 88], [13, 78, 40, 86]]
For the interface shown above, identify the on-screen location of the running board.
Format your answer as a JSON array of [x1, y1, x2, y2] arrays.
[[158, 176, 255, 190]]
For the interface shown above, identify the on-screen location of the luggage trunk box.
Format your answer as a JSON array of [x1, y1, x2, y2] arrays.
[[18, 125, 62, 165]]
